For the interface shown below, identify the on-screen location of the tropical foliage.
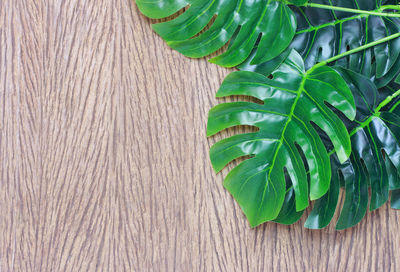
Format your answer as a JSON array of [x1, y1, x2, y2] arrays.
[[136, 0, 400, 229], [282, 68, 400, 229], [136, 0, 297, 67], [243, 0, 400, 77]]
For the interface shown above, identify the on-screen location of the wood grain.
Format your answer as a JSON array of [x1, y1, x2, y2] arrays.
[[0, 0, 399, 271]]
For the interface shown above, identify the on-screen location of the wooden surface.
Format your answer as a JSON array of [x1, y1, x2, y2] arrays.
[[1, 0, 400, 271]]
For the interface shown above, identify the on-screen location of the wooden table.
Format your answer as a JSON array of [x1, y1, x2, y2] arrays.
[[1, 0, 399, 271]]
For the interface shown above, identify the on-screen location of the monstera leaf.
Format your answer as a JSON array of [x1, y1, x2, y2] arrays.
[[207, 50, 356, 227], [302, 68, 400, 230], [135, 0, 297, 67], [241, 0, 400, 80]]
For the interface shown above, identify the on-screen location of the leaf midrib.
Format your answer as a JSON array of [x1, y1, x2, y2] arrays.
[[296, 4, 400, 36], [256, 70, 308, 217], [296, 12, 368, 35]]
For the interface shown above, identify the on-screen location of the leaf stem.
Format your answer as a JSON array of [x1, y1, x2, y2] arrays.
[[389, 100, 400, 112], [381, 5, 400, 11], [327, 89, 400, 157], [349, 89, 400, 136], [312, 32, 400, 69], [291, 2, 400, 188], [312, 33, 400, 158], [375, 89, 400, 113], [304, 3, 400, 18]]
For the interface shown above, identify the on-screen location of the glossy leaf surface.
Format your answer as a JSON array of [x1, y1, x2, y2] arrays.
[[241, 0, 400, 79], [207, 50, 355, 227], [304, 156, 341, 229], [135, 0, 296, 67], [305, 68, 400, 230]]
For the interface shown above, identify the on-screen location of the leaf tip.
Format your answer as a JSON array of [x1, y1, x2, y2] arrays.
[[247, 216, 265, 228], [335, 225, 346, 231], [304, 219, 324, 230], [309, 194, 319, 202], [249, 222, 259, 228]]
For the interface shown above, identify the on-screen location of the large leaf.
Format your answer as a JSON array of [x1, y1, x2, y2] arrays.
[[303, 68, 400, 230], [135, 0, 297, 67], [240, 0, 400, 79], [207, 50, 356, 227]]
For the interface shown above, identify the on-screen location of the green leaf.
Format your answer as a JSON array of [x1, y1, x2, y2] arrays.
[[396, 73, 400, 84], [304, 156, 340, 229], [335, 153, 369, 230], [273, 176, 306, 225], [289, 0, 308, 6], [240, 0, 400, 79], [135, 0, 297, 67], [135, 0, 188, 19], [207, 50, 355, 227], [304, 67, 400, 230], [391, 189, 400, 209]]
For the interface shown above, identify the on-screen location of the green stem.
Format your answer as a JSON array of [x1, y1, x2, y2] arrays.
[[295, 2, 400, 172], [381, 5, 400, 11], [389, 100, 400, 112], [327, 89, 400, 157], [312, 32, 400, 70], [350, 89, 400, 136], [375, 89, 400, 113], [304, 3, 400, 18], [311, 32, 400, 158]]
